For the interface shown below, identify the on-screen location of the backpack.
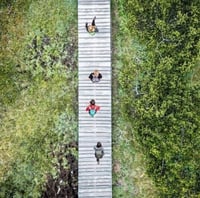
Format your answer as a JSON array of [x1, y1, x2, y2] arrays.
[[89, 109, 96, 117], [95, 149, 103, 158]]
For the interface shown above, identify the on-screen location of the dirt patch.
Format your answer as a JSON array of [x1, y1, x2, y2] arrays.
[[113, 161, 121, 173], [41, 141, 78, 198]]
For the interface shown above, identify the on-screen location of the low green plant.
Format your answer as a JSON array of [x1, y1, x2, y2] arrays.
[[0, 72, 77, 195], [0, 0, 78, 197], [117, 0, 200, 197], [112, 1, 158, 197]]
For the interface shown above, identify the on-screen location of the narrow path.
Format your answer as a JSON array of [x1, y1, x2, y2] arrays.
[[78, 0, 112, 197]]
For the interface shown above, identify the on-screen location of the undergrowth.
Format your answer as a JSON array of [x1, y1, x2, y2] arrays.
[[114, 0, 200, 197], [112, 1, 158, 197], [0, 0, 78, 197]]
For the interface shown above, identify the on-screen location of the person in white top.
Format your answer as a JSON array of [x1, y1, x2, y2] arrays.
[[89, 70, 102, 83]]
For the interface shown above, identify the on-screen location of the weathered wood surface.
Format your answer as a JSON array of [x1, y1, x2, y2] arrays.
[[78, 0, 112, 197]]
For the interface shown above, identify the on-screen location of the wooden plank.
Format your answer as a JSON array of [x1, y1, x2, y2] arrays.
[[78, 0, 112, 197]]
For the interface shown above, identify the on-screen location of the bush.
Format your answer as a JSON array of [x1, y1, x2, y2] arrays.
[[0, 0, 78, 197], [117, 0, 200, 197]]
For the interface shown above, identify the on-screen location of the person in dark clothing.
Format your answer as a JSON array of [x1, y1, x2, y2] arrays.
[[85, 16, 99, 34], [94, 142, 104, 165], [89, 70, 102, 83], [86, 99, 100, 117]]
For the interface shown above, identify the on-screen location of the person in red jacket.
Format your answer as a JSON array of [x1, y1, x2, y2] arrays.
[[86, 99, 100, 117]]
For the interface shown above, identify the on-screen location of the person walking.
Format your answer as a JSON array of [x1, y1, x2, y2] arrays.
[[89, 70, 102, 83], [86, 99, 100, 117], [85, 16, 99, 34], [94, 142, 104, 165]]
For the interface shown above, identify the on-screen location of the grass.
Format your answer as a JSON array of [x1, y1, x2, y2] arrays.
[[111, 1, 158, 197], [0, 0, 175, 197], [0, 0, 78, 197]]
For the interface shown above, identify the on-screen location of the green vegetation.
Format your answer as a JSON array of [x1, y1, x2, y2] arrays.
[[0, 0, 78, 197], [1, 0, 200, 197], [112, 1, 158, 197], [115, 0, 200, 197]]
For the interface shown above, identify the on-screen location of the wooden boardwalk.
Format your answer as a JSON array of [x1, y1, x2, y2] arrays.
[[78, 0, 112, 197]]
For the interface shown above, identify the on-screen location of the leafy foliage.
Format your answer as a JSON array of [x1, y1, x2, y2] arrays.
[[112, 1, 158, 197], [117, 0, 200, 197], [0, 0, 78, 197], [0, 0, 32, 106], [41, 142, 78, 198], [0, 74, 78, 197]]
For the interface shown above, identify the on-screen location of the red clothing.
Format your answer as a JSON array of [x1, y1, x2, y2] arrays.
[[86, 105, 100, 112]]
